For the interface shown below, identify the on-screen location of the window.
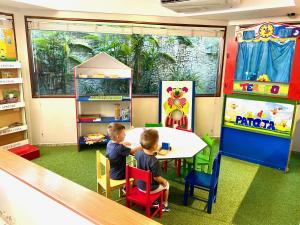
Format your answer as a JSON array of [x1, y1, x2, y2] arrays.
[[27, 18, 225, 97]]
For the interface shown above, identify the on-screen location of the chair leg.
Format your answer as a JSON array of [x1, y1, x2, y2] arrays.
[[159, 194, 163, 218], [146, 206, 151, 218], [106, 188, 112, 199], [126, 200, 130, 208], [214, 184, 219, 203], [183, 182, 189, 206], [118, 188, 122, 198], [163, 161, 168, 172], [207, 190, 214, 214], [189, 184, 194, 196], [187, 164, 192, 174], [182, 159, 187, 176], [97, 183, 103, 195], [177, 159, 181, 177]]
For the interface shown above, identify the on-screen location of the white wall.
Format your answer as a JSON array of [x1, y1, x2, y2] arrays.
[[0, 6, 228, 145], [29, 99, 77, 144], [132, 97, 224, 137]]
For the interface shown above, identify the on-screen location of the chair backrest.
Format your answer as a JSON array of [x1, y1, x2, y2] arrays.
[[126, 165, 152, 195], [144, 123, 163, 127], [203, 133, 214, 147], [209, 152, 221, 187], [96, 151, 110, 187], [202, 134, 217, 164]]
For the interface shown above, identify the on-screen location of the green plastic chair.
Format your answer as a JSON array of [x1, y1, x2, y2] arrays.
[[183, 134, 217, 175], [144, 123, 163, 127]]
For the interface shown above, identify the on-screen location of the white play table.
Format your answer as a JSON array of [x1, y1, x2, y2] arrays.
[[125, 127, 207, 160]]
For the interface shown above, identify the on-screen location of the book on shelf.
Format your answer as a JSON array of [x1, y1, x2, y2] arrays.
[[79, 114, 101, 122], [77, 74, 122, 79], [83, 133, 106, 145], [89, 96, 123, 101]]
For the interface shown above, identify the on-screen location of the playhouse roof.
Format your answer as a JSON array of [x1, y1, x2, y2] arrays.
[[75, 52, 131, 70]]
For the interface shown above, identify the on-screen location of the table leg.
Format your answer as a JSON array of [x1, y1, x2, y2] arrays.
[[177, 159, 181, 177], [182, 159, 187, 177], [190, 156, 196, 173], [163, 161, 168, 172]]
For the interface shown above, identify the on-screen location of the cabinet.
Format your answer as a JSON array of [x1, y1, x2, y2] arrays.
[[0, 61, 29, 149], [75, 53, 132, 151]]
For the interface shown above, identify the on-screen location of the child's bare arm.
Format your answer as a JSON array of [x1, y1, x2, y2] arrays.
[[120, 141, 131, 147], [129, 145, 143, 154], [154, 176, 168, 187]]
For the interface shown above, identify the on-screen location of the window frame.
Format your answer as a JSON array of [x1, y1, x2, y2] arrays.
[[25, 16, 226, 98]]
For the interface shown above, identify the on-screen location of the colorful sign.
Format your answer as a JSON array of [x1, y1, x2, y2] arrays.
[[233, 81, 289, 97], [224, 97, 295, 138], [236, 22, 300, 42], [159, 81, 194, 130], [0, 28, 16, 61]]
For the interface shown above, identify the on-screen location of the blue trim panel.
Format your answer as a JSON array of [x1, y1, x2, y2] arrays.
[[220, 127, 291, 171], [77, 96, 131, 102], [78, 117, 130, 123]]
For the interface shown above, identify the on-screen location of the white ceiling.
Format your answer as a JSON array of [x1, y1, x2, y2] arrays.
[[1, 0, 300, 21]]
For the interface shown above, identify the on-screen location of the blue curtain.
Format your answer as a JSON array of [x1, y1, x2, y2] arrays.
[[235, 40, 295, 83]]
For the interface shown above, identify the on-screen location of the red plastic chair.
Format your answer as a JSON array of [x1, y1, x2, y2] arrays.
[[125, 165, 164, 218]]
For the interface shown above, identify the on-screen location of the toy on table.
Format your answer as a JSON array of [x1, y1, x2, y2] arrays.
[[157, 142, 172, 156], [162, 142, 171, 150]]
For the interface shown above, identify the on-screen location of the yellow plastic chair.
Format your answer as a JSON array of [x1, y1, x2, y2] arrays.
[[96, 151, 135, 200]]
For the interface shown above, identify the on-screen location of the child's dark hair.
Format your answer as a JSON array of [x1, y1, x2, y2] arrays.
[[140, 129, 159, 150], [107, 123, 125, 140]]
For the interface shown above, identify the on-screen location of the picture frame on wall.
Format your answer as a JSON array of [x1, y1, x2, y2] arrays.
[[159, 81, 195, 131], [0, 28, 17, 62]]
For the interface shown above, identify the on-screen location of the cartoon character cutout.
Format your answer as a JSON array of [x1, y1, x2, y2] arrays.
[[258, 24, 274, 38], [163, 86, 190, 129], [225, 103, 239, 123]]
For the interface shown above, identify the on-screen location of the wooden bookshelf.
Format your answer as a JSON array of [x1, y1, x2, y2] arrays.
[[75, 53, 132, 151], [0, 61, 28, 150]]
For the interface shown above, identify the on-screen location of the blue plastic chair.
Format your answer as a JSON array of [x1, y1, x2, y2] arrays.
[[183, 152, 221, 214]]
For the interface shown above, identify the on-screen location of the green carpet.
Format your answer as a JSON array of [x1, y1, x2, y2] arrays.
[[33, 146, 300, 225]]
